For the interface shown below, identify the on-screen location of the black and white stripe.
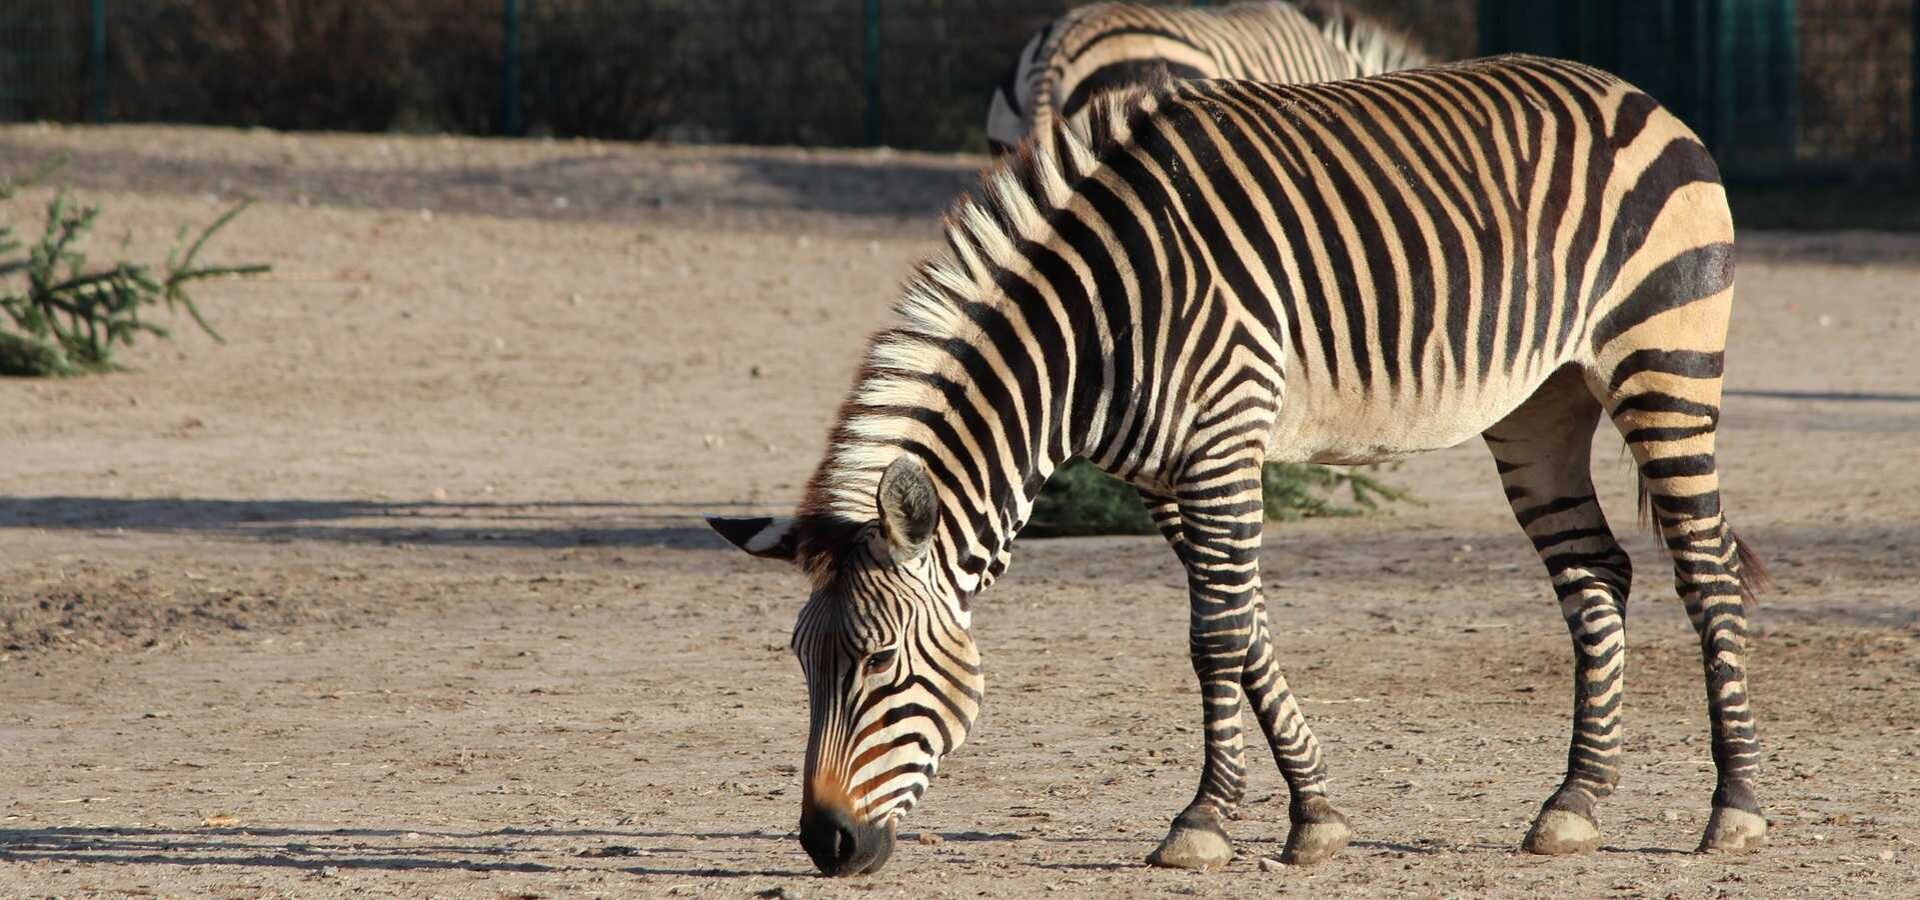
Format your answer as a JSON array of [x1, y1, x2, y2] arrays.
[[715, 53, 1770, 875], [987, 0, 1431, 155]]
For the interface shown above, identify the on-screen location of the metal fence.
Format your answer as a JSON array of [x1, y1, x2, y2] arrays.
[[0, 1, 1912, 175], [1483, 0, 1918, 174]]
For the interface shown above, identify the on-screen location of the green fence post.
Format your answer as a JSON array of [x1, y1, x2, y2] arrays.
[[864, 0, 882, 146], [502, 0, 522, 136], [1477, 0, 1500, 55], [89, 0, 107, 123], [1711, 0, 1737, 169], [1773, 0, 1799, 169]]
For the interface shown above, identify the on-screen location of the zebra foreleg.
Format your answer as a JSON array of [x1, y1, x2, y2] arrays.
[[1141, 469, 1263, 870], [1146, 453, 1349, 869], [1135, 488, 1190, 565], [1242, 600, 1350, 864]]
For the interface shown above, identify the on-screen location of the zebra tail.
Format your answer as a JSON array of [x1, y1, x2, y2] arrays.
[[1634, 460, 1652, 529], [1633, 466, 1770, 608], [1729, 526, 1772, 606]]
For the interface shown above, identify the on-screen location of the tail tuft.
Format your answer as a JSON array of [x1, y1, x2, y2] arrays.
[[1635, 467, 1653, 530], [1729, 527, 1771, 606], [1636, 468, 1768, 608]]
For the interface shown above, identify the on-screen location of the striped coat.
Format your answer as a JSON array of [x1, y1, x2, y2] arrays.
[[987, 0, 1430, 154], [713, 55, 1769, 876]]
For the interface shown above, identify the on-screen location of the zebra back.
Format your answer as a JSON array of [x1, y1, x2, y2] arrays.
[[987, 0, 1434, 155]]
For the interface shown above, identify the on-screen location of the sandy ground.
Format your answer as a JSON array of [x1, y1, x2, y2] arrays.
[[1, 124, 1918, 899]]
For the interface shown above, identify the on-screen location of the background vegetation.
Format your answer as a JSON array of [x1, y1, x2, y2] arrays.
[[1027, 459, 1411, 537]]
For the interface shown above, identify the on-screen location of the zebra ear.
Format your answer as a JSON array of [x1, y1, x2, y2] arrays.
[[876, 455, 938, 562], [706, 515, 799, 561]]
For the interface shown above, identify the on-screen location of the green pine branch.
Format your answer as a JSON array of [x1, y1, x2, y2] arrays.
[[1, 155, 270, 376]]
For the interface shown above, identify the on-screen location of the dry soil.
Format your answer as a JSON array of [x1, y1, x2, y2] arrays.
[[2, 125, 1917, 898]]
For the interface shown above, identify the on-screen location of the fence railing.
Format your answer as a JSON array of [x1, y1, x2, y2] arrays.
[[1483, 0, 1918, 175], [0, 0, 1912, 175]]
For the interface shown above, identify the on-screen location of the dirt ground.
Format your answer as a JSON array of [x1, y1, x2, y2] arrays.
[[2, 124, 1917, 899]]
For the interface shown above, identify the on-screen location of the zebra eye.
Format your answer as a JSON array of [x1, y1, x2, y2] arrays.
[[863, 649, 898, 676]]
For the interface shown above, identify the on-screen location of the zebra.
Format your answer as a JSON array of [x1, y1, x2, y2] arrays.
[[710, 54, 1770, 875], [986, 0, 1431, 156]]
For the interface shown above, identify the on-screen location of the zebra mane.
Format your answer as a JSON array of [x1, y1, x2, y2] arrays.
[[1298, 0, 1432, 72], [790, 86, 1161, 576]]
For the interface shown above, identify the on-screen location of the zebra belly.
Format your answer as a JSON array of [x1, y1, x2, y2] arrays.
[[1264, 370, 1554, 465]]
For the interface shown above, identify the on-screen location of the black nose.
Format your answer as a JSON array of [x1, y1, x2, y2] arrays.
[[801, 806, 858, 873], [799, 806, 895, 876]]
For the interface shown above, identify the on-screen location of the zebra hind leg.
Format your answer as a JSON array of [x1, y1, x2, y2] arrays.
[[1597, 355, 1768, 853], [1485, 367, 1628, 855]]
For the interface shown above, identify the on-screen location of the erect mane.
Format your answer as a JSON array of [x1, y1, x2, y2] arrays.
[[1298, 0, 1433, 73], [788, 86, 1163, 577]]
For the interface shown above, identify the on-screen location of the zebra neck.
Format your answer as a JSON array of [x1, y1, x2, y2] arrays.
[[801, 118, 1141, 595], [809, 337, 1090, 597]]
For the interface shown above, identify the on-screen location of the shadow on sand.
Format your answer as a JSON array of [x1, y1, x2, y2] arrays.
[[0, 495, 767, 550], [0, 824, 807, 878], [0, 137, 983, 235]]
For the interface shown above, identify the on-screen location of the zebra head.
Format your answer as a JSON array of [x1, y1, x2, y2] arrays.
[[708, 456, 983, 876], [985, 26, 1049, 156]]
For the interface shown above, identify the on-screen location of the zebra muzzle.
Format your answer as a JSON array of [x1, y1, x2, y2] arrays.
[[799, 803, 896, 876]]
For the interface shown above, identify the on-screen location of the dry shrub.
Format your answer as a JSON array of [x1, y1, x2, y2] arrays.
[[107, 0, 501, 133]]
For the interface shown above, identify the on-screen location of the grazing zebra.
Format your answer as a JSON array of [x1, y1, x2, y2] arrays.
[[711, 54, 1770, 875], [986, 0, 1431, 155]]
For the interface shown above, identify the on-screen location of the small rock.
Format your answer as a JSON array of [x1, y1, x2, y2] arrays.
[[430, 487, 449, 502], [916, 832, 943, 846], [577, 844, 641, 858], [418, 208, 433, 222], [1879, 850, 1895, 861], [703, 434, 724, 449], [749, 364, 765, 378], [569, 292, 585, 305], [1258, 856, 1288, 872], [757, 887, 801, 900], [314, 865, 340, 878], [553, 195, 570, 209], [1661, 809, 1682, 823]]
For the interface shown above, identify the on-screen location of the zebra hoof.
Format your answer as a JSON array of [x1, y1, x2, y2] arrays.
[[1280, 817, 1350, 866], [1146, 819, 1233, 870], [1523, 809, 1601, 855], [1699, 807, 1767, 853]]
